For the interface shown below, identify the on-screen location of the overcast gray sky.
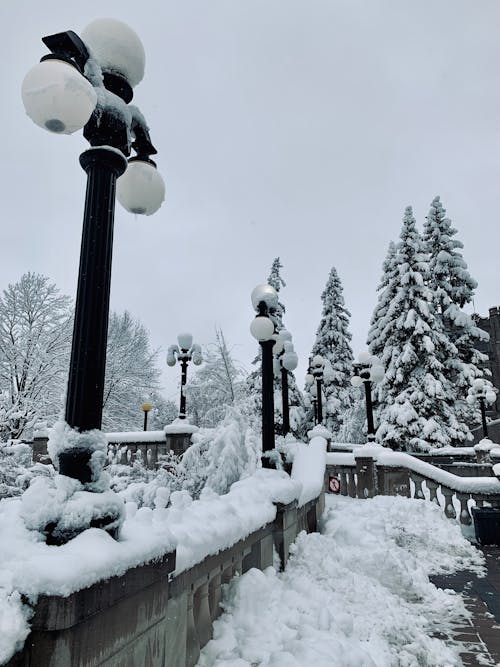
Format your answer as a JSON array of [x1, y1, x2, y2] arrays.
[[1, 0, 499, 402]]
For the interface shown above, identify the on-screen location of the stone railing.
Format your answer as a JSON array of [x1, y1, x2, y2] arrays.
[[30, 426, 197, 469], [326, 447, 500, 526], [6, 493, 323, 667], [6, 435, 327, 667]]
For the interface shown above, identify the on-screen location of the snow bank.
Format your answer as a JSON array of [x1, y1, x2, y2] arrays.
[[198, 495, 484, 667], [291, 437, 326, 507]]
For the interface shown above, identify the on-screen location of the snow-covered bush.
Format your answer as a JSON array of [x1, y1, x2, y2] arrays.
[[0, 442, 54, 499], [108, 409, 261, 508]]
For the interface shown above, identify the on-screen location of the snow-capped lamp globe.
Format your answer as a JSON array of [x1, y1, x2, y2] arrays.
[[21, 21, 166, 545], [167, 334, 203, 419], [282, 341, 298, 371], [251, 284, 279, 312]]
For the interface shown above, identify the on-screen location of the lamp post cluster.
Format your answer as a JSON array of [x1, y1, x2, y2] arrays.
[[167, 333, 203, 419], [21, 19, 165, 511], [350, 352, 385, 441], [467, 378, 496, 439]]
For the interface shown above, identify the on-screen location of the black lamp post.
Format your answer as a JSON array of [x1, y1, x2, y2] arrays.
[[167, 333, 203, 419], [273, 331, 299, 436], [351, 352, 385, 442], [22, 20, 165, 538], [467, 379, 496, 439], [250, 284, 279, 465], [311, 355, 326, 424]]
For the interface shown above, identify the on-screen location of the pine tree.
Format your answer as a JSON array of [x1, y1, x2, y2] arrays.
[[423, 196, 489, 428], [367, 241, 399, 362], [376, 206, 469, 451], [306, 267, 354, 436]]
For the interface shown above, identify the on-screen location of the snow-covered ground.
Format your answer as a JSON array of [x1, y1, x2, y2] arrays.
[[197, 494, 484, 667]]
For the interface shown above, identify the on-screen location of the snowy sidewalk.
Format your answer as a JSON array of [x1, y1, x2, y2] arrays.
[[431, 547, 500, 667], [197, 494, 486, 667]]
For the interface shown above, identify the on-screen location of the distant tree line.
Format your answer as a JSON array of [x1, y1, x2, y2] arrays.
[[0, 272, 176, 441]]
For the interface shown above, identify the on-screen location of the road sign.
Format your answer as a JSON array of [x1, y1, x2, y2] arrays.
[[329, 476, 340, 494]]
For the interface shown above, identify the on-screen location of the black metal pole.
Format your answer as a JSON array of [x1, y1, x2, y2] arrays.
[[143, 410, 148, 431], [312, 398, 317, 425], [479, 396, 488, 438], [364, 380, 375, 440], [179, 356, 189, 419], [316, 377, 323, 424], [61, 147, 127, 482], [260, 339, 275, 463], [281, 366, 290, 436]]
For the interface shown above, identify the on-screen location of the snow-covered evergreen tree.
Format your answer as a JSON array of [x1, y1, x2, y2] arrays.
[[423, 196, 489, 426], [305, 267, 354, 436], [375, 206, 469, 451], [267, 257, 286, 329], [367, 241, 399, 362]]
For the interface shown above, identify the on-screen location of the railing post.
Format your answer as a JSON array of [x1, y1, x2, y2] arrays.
[[355, 456, 377, 499]]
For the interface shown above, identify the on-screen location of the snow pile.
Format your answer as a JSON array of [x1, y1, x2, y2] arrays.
[[198, 495, 484, 667], [291, 437, 326, 507]]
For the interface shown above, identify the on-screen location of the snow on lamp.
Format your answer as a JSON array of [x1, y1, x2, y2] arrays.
[[81, 18, 146, 90], [21, 59, 97, 134], [251, 284, 279, 311], [116, 160, 165, 216], [177, 332, 194, 351]]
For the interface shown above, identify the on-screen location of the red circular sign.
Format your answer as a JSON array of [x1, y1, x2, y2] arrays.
[[329, 476, 340, 493]]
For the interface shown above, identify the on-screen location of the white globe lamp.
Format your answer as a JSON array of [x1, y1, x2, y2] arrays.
[[21, 59, 97, 134], [116, 160, 165, 215]]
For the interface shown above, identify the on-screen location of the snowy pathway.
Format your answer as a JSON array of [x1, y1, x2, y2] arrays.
[[197, 495, 485, 667]]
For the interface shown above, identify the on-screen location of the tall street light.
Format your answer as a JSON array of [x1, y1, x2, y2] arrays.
[[273, 330, 299, 436], [21, 20, 165, 538], [351, 352, 385, 441], [311, 355, 326, 424], [250, 284, 279, 465], [167, 333, 203, 419], [467, 379, 497, 439]]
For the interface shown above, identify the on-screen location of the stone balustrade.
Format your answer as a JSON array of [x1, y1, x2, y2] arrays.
[[6, 488, 324, 667], [326, 448, 500, 526]]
